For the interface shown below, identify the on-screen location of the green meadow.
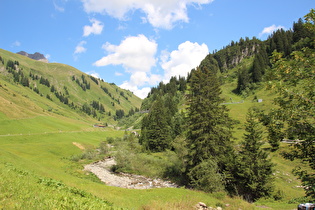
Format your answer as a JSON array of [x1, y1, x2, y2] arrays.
[[0, 105, 307, 209], [0, 118, 254, 209]]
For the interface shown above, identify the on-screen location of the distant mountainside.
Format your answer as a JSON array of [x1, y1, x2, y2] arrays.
[[0, 48, 142, 125], [17, 51, 49, 63]]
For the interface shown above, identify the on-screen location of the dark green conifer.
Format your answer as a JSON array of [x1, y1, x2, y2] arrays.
[[236, 66, 250, 93], [233, 109, 274, 202], [140, 97, 172, 152], [186, 65, 233, 171]]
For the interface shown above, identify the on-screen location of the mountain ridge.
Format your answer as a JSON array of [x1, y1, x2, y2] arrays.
[[17, 51, 49, 63]]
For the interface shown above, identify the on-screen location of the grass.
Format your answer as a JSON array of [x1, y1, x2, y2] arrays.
[[0, 48, 142, 125], [0, 163, 116, 209], [0, 109, 259, 210], [0, 129, 256, 209]]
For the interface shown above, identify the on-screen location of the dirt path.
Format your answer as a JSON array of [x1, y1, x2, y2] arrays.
[[84, 158, 178, 189], [72, 142, 85, 150]]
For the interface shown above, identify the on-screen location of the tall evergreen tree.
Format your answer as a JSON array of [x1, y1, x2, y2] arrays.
[[140, 96, 172, 152], [186, 66, 234, 175], [232, 109, 274, 202], [236, 66, 250, 93], [251, 54, 263, 83]]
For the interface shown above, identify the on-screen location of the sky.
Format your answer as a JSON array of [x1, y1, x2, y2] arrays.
[[0, 0, 313, 98]]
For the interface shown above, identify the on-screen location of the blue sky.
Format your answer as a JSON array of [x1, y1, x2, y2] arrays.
[[0, 0, 313, 98]]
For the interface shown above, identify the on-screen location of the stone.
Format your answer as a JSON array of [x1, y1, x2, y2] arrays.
[[17, 51, 48, 63]]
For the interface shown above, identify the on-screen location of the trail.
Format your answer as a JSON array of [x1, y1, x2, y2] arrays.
[[72, 142, 85, 150], [84, 158, 178, 189]]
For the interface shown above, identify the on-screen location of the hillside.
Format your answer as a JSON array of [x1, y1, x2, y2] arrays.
[[0, 48, 142, 132]]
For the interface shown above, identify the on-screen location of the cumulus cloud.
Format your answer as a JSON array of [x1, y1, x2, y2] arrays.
[[93, 36, 209, 98], [120, 82, 152, 99], [94, 34, 157, 72], [74, 41, 87, 54], [83, 18, 104, 36], [94, 34, 159, 98], [259, 24, 285, 37], [161, 41, 208, 82], [119, 71, 161, 98], [81, 0, 214, 29]]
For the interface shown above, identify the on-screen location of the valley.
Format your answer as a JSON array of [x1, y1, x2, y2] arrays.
[[1, 9, 314, 209]]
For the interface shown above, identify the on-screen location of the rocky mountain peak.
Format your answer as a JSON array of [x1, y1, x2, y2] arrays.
[[17, 51, 49, 63]]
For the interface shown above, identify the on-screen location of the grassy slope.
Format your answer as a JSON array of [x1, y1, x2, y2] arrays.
[[0, 124, 303, 209], [0, 129, 255, 209], [0, 48, 141, 124]]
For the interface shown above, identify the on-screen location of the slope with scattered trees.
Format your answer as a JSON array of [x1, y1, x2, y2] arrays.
[[0, 49, 142, 125], [129, 9, 315, 203]]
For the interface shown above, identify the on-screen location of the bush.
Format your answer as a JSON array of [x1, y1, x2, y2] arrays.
[[188, 159, 224, 193], [99, 141, 109, 155]]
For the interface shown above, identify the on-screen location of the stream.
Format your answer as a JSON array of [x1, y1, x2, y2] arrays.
[[84, 158, 178, 189]]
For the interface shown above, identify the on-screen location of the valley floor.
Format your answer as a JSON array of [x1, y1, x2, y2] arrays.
[[84, 158, 178, 189]]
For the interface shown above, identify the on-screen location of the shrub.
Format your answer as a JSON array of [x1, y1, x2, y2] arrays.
[[99, 141, 109, 155], [188, 159, 224, 193]]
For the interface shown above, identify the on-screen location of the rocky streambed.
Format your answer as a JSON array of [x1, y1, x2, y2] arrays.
[[84, 158, 178, 189]]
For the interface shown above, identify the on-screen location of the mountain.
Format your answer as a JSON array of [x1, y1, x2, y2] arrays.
[[17, 51, 49, 63], [0, 48, 142, 126], [140, 13, 314, 143]]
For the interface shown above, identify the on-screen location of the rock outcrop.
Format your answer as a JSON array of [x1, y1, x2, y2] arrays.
[[17, 51, 48, 63]]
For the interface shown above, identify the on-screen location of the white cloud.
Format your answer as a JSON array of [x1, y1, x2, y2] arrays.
[[120, 82, 152, 99], [94, 34, 157, 72], [94, 34, 159, 98], [74, 41, 87, 54], [161, 41, 208, 82], [119, 71, 160, 98], [81, 0, 214, 29], [259, 24, 285, 37], [86, 71, 101, 78], [129, 71, 161, 86], [83, 18, 104, 37], [12, 41, 21, 47]]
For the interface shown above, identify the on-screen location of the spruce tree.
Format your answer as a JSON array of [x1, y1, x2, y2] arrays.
[[234, 108, 274, 202], [252, 54, 263, 83], [236, 66, 250, 93], [186, 66, 233, 177], [140, 96, 172, 152]]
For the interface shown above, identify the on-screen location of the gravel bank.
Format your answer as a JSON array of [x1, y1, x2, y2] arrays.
[[84, 158, 178, 189]]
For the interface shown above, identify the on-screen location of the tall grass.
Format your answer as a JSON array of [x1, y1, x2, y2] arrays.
[[0, 163, 116, 209]]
